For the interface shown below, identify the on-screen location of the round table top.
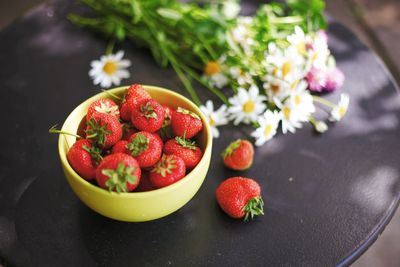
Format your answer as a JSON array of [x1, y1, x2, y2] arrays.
[[1, 1, 399, 266]]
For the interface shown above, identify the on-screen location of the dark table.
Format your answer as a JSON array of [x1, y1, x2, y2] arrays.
[[1, 1, 399, 266]]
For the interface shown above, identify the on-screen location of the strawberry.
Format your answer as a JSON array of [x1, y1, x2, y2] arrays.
[[131, 99, 165, 133], [125, 84, 151, 101], [67, 139, 102, 180], [216, 177, 264, 221], [121, 123, 137, 141], [171, 107, 203, 138], [159, 105, 174, 141], [222, 139, 254, 171], [120, 84, 151, 121], [86, 98, 120, 120], [96, 153, 141, 192], [85, 113, 122, 149], [163, 137, 202, 170], [149, 154, 186, 188], [162, 105, 174, 127], [126, 131, 163, 168], [111, 140, 130, 154], [135, 171, 155, 192]]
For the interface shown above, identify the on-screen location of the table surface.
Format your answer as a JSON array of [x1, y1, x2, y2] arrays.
[[0, 1, 400, 266]]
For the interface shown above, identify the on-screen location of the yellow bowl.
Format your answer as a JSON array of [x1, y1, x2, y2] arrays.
[[58, 85, 212, 222]]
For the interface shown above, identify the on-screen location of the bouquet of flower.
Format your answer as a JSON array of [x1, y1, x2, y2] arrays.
[[70, 0, 349, 146]]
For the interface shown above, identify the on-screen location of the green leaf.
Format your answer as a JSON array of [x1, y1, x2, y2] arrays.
[[157, 8, 183, 21]]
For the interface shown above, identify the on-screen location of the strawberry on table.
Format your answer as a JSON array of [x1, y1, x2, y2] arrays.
[[216, 177, 264, 221], [171, 107, 203, 138], [131, 99, 165, 133], [85, 113, 122, 149], [67, 139, 102, 180], [96, 153, 141, 192], [86, 98, 120, 120], [222, 139, 254, 171], [126, 131, 163, 168], [163, 136, 202, 170], [149, 154, 186, 188]]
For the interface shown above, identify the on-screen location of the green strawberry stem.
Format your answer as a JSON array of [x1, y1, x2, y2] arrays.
[[221, 139, 241, 159], [49, 125, 82, 139], [243, 196, 264, 222], [102, 163, 137, 193], [101, 89, 122, 101], [126, 133, 149, 156], [82, 145, 103, 165], [175, 136, 197, 150], [85, 118, 111, 146]]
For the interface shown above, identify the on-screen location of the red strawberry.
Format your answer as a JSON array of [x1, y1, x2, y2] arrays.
[[171, 107, 203, 138], [149, 154, 186, 188], [163, 137, 202, 170], [222, 139, 254, 171], [85, 113, 122, 149], [120, 85, 151, 121], [112, 140, 130, 154], [125, 84, 151, 101], [135, 171, 155, 192], [131, 99, 165, 133], [121, 123, 137, 141], [126, 131, 163, 168], [96, 153, 141, 192], [216, 177, 264, 221], [86, 98, 120, 120], [67, 139, 102, 180]]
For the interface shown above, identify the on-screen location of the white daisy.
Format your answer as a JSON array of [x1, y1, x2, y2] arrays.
[[265, 45, 305, 81], [287, 26, 307, 55], [221, 0, 241, 19], [262, 76, 290, 102], [199, 100, 229, 138], [228, 85, 266, 125], [230, 17, 254, 54], [330, 93, 350, 122], [306, 31, 330, 70], [89, 50, 131, 88], [251, 110, 281, 146], [289, 80, 315, 122], [203, 60, 229, 88], [230, 66, 253, 86], [274, 98, 302, 134]]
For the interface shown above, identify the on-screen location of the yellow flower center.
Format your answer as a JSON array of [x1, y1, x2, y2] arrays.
[[103, 61, 117, 75], [339, 106, 348, 118], [264, 125, 273, 136], [312, 52, 319, 61], [282, 61, 292, 77], [209, 116, 216, 126], [295, 95, 301, 105], [272, 68, 278, 76], [271, 84, 280, 93], [243, 100, 255, 113], [283, 106, 291, 119], [297, 42, 306, 54], [204, 61, 220, 76]]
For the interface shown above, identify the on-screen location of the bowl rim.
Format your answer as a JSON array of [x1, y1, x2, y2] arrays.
[[58, 85, 213, 198]]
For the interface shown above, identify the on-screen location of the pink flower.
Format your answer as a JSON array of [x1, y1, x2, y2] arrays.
[[324, 67, 344, 91], [317, 30, 328, 43], [306, 67, 326, 92]]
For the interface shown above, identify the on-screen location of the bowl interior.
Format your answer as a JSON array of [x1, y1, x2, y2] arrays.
[[58, 85, 212, 197]]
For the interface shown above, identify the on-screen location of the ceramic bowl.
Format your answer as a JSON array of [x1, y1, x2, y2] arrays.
[[58, 85, 212, 222]]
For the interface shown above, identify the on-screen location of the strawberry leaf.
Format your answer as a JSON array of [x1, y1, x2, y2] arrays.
[[85, 118, 111, 146], [140, 102, 158, 119], [82, 145, 103, 165], [175, 136, 197, 150], [176, 107, 200, 120], [126, 133, 149, 156], [221, 139, 241, 159], [102, 163, 137, 193], [243, 196, 264, 222]]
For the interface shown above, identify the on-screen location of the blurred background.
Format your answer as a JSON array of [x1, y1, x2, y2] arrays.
[[0, 0, 398, 266]]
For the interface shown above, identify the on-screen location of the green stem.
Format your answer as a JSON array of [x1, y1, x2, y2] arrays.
[[171, 63, 201, 106], [49, 125, 82, 139], [312, 95, 335, 108], [105, 38, 116, 55], [101, 89, 123, 101]]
